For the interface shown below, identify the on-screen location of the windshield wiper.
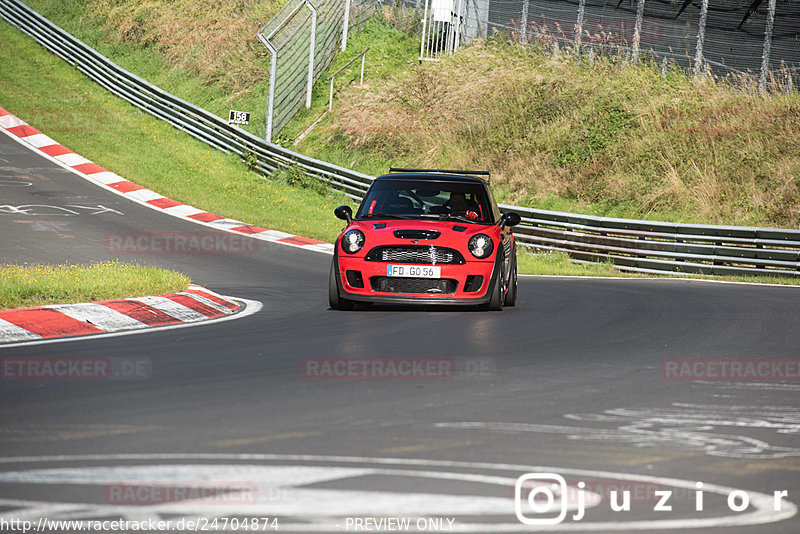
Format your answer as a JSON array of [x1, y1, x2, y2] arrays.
[[362, 212, 413, 220]]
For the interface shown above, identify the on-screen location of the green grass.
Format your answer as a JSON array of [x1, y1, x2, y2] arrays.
[[0, 262, 190, 310], [0, 20, 349, 244], [23, 0, 281, 140]]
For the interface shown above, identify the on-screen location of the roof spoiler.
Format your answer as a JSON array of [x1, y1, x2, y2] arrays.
[[388, 168, 491, 184]]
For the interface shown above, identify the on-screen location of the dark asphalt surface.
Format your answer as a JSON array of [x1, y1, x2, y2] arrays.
[[1, 130, 799, 532]]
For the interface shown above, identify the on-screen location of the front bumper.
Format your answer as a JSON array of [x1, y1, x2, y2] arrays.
[[333, 249, 501, 306]]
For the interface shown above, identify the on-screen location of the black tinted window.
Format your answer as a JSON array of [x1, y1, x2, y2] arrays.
[[356, 180, 493, 224]]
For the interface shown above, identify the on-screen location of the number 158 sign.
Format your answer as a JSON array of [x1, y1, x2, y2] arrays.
[[228, 110, 250, 125]]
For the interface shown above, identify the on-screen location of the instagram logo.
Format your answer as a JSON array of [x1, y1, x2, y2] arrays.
[[515, 473, 584, 525]]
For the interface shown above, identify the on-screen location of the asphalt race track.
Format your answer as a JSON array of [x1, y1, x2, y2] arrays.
[[1, 129, 800, 533]]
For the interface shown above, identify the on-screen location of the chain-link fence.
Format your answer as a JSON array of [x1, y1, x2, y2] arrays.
[[409, 0, 799, 84], [257, 0, 382, 141], [494, 0, 798, 73], [258, 0, 797, 142]]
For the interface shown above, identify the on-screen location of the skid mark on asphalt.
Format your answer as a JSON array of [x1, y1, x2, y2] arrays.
[[697, 458, 800, 475], [378, 438, 484, 455], [207, 432, 322, 448], [12, 220, 75, 238], [437, 403, 800, 459], [0, 425, 163, 443]]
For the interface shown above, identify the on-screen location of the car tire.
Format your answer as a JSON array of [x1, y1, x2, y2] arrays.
[[503, 252, 517, 307], [486, 262, 504, 311], [329, 261, 355, 310]]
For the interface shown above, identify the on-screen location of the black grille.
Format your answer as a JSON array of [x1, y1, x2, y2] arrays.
[[364, 246, 465, 265], [393, 229, 440, 239], [371, 277, 458, 294]]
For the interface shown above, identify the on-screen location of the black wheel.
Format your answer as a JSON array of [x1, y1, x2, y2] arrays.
[[503, 252, 517, 307], [486, 264, 504, 311], [329, 261, 355, 310]]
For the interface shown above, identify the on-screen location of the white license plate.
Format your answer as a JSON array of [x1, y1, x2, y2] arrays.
[[387, 265, 441, 278]]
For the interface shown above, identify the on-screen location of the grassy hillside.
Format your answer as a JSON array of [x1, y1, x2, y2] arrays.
[[24, 0, 280, 138], [13, 2, 800, 229], [0, 20, 349, 244], [296, 36, 800, 228]]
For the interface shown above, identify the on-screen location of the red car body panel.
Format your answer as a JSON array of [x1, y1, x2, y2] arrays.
[[334, 219, 503, 302], [329, 172, 519, 308]]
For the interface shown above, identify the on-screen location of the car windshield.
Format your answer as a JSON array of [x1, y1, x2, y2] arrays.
[[355, 179, 492, 224]]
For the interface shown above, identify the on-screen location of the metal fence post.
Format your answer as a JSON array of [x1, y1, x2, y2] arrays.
[[341, 0, 351, 51], [257, 34, 278, 142], [632, 0, 645, 62], [693, 0, 709, 76], [419, 0, 429, 60], [256, 0, 318, 141], [520, 0, 529, 44], [759, 0, 777, 95], [574, 0, 585, 52], [307, 1, 318, 109]]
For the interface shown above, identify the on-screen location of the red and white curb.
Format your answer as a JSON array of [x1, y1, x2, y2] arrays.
[[0, 285, 242, 344], [0, 106, 335, 255]]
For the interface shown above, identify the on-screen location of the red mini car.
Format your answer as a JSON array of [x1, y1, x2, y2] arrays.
[[329, 169, 521, 310]]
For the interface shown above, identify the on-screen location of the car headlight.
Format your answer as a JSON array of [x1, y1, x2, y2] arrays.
[[468, 234, 494, 259], [341, 229, 365, 254]]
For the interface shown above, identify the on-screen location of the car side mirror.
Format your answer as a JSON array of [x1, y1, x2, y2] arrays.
[[500, 211, 521, 228], [334, 205, 353, 222]]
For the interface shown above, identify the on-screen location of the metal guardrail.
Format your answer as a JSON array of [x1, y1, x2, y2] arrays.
[[2, 0, 799, 278], [504, 204, 800, 277]]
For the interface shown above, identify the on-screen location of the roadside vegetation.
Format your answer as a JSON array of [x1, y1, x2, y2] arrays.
[[19, 1, 798, 230], [2, 4, 798, 287], [295, 25, 800, 229], [0, 21, 349, 244], [0, 262, 190, 310]]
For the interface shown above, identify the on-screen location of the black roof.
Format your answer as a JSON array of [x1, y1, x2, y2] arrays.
[[374, 172, 489, 185]]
